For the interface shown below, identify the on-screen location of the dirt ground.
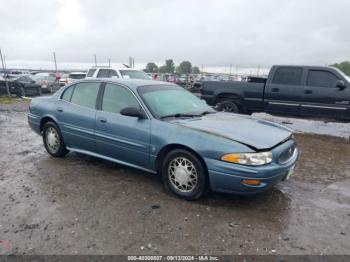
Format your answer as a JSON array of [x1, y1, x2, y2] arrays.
[[0, 99, 349, 255]]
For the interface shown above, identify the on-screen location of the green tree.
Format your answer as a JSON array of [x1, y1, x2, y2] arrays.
[[165, 59, 175, 73], [158, 65, 168, 73], [331, 61, 350, 76], [192, 66, 200, 74], [144, 62, 158, 73], [178, 61, 192, 74]]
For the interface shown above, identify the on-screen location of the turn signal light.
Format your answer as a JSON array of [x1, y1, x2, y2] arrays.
[[241, 179, 261, 186]]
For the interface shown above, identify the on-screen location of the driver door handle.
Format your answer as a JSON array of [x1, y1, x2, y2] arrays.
[[56, 107, 63, 112], [98, 117, 107, 123]]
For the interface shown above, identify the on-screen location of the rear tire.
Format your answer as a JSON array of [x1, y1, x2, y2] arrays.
[[43, 121, 69, 157], [161, 149, 207, 200], [216, 99, 240, 113]]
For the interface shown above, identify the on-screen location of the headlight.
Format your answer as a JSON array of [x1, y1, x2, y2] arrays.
[[221, 151, 272, 166]]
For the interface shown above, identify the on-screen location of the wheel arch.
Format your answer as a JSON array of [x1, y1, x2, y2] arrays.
[[215, 92, 243, 104], [40, 115, 59, 132], [155, 144, 209, 177]]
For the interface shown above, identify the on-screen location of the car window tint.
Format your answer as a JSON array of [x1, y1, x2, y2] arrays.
[[70, 82, 100, 109], [272, 67, 302, 85], [307, 70, 338, 87], [61, 85, 75, 101], [97, 69, 110, 78], [87, 69, 96, 77], [102, 83, 139, 114]]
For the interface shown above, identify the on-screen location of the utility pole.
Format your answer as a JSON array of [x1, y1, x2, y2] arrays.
[[0, 48, 10, 96], [94, 54, 97, 66], [108, 59, 111, 67], [3, 55, 6, 69], [53, 52, 58, 72]]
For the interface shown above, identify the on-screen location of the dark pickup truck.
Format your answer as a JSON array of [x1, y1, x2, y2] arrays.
[[201, 65, 350, 120]]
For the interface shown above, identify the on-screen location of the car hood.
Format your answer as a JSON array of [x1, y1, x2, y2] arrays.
[[170, 112, 293, 150]]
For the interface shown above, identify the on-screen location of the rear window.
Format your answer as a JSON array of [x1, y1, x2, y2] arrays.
[[87, 69, 96, 77], [120, 70, 151, 80], [307, 70, 338, 87], [272, 67, 302, 85], [69, 73, 86, 80]]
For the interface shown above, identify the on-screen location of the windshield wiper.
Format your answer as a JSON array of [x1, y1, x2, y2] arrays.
[[200, 110, 217, 116], [160, 113, 202, 119]]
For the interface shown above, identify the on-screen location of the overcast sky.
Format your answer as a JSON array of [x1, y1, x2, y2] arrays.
[[1, 0, 350, 68]]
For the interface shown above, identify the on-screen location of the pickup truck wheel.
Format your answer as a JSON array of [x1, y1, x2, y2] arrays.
[[162, 149, 207, 200], [43, 121, 69, 157], [217, 100, 239, 113]]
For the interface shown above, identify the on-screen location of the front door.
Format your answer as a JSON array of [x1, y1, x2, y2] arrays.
[[95, 83, 151, 169], [301, 69, 350, 118]]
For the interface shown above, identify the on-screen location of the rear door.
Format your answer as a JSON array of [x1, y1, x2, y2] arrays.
[[95, 83, 151, 169], [264, 67, 304, 115], [56, 81, 101, 152], [300, 69, 350, 118]]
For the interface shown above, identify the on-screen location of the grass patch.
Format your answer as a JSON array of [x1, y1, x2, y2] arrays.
[[0, 95, 29, 104], [0, 96, 16, 104]]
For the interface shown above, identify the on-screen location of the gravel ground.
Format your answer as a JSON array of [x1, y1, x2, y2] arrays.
[[0, 99, 349, 255]]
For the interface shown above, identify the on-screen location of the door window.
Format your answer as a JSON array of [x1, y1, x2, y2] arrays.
[[272, 67, 302, 85], [102, 83, 140, 114], [70, 82, 100, 109], [97, 69, 118, 78], [307, 70, 338, 87], [61, 85, 75, 101], [87, 69, 96, 77]]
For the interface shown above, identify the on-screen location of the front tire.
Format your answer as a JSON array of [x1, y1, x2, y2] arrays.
[[162, 149, 207, 200], [43, 121, 69, 157]]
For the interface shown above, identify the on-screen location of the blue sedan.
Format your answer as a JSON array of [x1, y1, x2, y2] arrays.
[[28, 79, 298, 200]]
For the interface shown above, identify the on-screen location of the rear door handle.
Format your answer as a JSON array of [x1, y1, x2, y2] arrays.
[[98, 117, 107, 123], [304, 90, 312, 94], [56, 107, 63, 112], [271, 88, 279, 92]]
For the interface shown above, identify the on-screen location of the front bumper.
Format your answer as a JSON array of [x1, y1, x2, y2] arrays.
[[205, 139, 298, 195]]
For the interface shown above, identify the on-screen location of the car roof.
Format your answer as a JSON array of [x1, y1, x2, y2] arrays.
[[89, 66, 143, 71], [74, 78, 175, 91]]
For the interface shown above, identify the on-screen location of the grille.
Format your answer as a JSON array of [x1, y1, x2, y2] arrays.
[[279, 144, 296, 164]]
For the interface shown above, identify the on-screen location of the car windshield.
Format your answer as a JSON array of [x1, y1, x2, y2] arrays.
[[332, 67, 350, 82], [138, 85, 214, 118], [120, 70, 151, 80]]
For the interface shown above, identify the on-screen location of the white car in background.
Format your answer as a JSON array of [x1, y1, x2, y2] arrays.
[[85, 66, 151, 80], [58, 72, 87, 86]]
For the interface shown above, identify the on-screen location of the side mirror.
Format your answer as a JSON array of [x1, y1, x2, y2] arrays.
[[336, 80, 346, 90], [120, 107, 145, 118]]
